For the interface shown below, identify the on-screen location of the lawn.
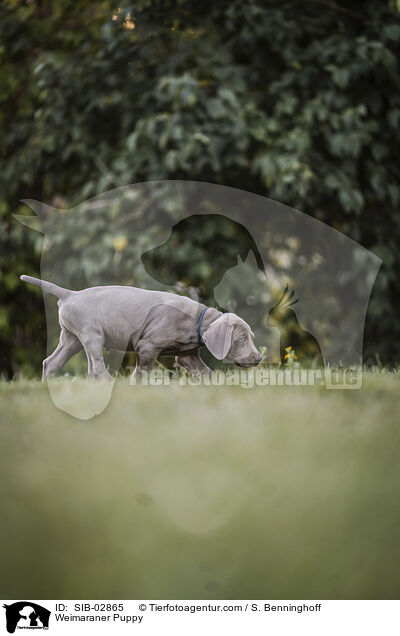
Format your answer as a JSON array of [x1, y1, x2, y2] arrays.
[[0, 372, 399, 599]]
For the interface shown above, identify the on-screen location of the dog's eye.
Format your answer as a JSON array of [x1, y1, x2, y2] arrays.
[[239, 336, 245, 342]]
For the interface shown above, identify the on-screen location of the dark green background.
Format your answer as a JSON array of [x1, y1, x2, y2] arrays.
[[1, 0, 400, 376]]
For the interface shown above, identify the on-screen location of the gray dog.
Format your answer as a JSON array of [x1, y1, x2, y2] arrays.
[[21, 275, 261, 380]]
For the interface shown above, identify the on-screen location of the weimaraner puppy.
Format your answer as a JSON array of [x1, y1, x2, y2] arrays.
[[21, 275, 261, 380]]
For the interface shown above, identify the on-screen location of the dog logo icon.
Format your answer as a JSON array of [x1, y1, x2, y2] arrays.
[[3, 602, 50, 633]]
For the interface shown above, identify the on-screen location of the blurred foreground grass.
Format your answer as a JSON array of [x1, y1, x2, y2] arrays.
[[0, 372, 399, 599]]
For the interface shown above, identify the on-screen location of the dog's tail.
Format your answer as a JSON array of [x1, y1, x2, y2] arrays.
[[20, 275, 72, 299]]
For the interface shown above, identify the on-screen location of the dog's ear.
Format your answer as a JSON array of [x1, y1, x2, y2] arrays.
[[202, 315, 234, 360]]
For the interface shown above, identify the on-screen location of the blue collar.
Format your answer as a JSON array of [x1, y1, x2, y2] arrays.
[[197, 307, 208, 344]]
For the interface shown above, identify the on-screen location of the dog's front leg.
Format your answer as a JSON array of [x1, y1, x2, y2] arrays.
[[131, 341, 160, 381], [176, 350, 211, 376]]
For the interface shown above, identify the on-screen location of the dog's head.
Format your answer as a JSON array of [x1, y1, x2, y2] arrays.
[[202, 313, 261, 367]]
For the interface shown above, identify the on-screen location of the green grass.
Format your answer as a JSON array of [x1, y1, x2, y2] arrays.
[[0, 371, 399, 599]]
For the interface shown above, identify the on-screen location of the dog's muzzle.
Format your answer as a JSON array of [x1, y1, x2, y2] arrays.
[[235, 356, 262, 368]]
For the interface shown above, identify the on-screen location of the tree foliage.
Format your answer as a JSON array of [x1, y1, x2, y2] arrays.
[[1, 0, 400, 375]]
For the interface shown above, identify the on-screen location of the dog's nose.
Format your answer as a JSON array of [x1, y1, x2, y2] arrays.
[[254, 356, 262, 365]]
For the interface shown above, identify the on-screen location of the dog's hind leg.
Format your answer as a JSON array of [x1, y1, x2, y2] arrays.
[[42, 329, 82, 380], [80, 333, 113, 380]]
